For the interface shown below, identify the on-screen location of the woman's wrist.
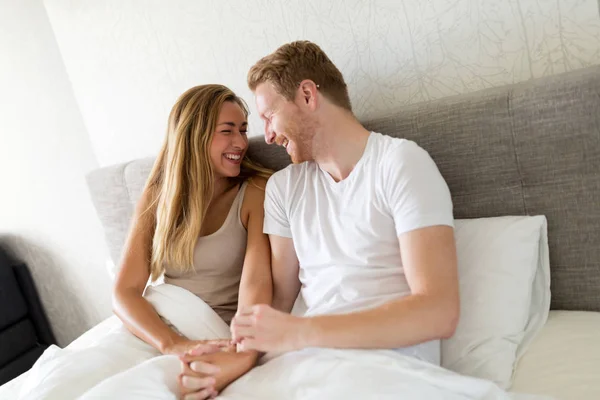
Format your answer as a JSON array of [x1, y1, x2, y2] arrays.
[[235, 349, 259, 365], [159, 331, 187, 354], [235, 351, 260, 379]]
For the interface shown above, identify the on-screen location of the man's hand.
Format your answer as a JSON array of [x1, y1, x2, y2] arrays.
[[179, 346, 258, 399], [231, 304, 306, 353]]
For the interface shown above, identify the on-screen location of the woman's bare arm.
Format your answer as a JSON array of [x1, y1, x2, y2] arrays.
[[112, 186, 189, 354], [237, 177, 273, 313]]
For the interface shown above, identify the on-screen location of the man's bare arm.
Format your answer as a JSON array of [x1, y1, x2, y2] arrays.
[[233, 225, 459, 352], [299, 225, 459, 349], [269, 235, 301, 313]]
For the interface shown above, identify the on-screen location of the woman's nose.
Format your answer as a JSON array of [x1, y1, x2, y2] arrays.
[[232, 130, 248, 149]]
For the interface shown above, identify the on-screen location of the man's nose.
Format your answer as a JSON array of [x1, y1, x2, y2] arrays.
[[265, 124, 276, 145]]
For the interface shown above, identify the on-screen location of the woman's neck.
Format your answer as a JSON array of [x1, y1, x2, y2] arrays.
[[212, 177, 235, 202]]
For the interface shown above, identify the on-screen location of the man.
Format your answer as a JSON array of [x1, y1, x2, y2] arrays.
[[179, 40, 459, 398]]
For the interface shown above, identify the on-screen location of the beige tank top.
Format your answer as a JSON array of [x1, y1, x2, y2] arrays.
[[163, 182, 248, 325]]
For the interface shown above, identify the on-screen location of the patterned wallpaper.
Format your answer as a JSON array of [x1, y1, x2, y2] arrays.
[[44, 0, 600, 167], [342, 0, 600, 115]]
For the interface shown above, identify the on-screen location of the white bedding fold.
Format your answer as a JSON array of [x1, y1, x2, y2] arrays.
[[81, 346, 554, 400], [15, 283, 555, 400], [219, 349, 554, 400], [15, 284, 229, 400], [144, 283, 231, 340], [76, 285, 553, 400]]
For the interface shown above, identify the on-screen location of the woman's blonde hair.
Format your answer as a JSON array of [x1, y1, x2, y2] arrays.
[[144, 84, 271, 281]]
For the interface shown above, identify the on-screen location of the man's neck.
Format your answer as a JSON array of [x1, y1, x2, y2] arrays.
[[313, 108, 371, 182]]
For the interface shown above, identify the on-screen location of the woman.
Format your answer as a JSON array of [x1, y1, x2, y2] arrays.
[[114, 84, 272, 354], [23, 85, 273, 399], [111, 84, 273, 397]]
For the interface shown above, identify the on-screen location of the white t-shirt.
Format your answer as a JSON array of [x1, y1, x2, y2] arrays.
[[263, 131, 454, 365]]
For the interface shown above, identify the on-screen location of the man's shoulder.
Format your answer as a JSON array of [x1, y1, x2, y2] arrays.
[[265, 162, 315, 192], [369, 132, 431, 168], [270, 161, 316, 181]]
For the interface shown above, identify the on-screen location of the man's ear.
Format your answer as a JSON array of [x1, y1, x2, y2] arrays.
[[298, 80, 319, 111]]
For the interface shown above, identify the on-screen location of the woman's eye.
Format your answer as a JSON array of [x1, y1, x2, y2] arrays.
[[240, 130, 248, 135], [220, 130, 232, 134]]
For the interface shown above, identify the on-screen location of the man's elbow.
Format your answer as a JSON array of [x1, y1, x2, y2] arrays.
[[437, 300, 460, 339], [420, 293, 459, 340]]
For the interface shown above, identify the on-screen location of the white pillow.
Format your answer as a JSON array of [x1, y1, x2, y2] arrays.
[[441, 215, 551, 389]]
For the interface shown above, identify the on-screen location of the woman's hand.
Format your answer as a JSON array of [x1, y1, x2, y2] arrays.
[[162, 338, 234, 356], [178, 347, 257, 399]]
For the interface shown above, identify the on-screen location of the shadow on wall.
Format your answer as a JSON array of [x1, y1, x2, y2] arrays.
[[0, 235, 90, 347]]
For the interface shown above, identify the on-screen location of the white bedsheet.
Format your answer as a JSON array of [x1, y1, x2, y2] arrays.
[[81, 347, 549, 400], [0, 316, 121, 399], [3, 296, 592, 400], [1, 284, 230, 400]]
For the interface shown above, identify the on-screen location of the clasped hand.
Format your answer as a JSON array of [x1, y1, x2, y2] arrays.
[[230, 304, 305, 353]]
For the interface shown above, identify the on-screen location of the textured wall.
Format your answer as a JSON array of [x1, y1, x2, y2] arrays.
[[44, 0, 600, 167], [0, 0, 112, 346]]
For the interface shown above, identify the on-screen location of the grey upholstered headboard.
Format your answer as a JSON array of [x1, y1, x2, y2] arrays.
[[87, 65, 600, 312]]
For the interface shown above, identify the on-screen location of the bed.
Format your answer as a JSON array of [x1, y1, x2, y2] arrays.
[[3, 311, 599, 399], [2, 65, 599, 399]]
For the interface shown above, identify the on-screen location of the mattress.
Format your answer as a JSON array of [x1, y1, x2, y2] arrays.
[[511, 310, 600, 400], [2, 311, 599, 399]]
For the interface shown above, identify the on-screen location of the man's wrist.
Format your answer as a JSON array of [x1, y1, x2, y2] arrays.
[[295, 316, 319, 350]]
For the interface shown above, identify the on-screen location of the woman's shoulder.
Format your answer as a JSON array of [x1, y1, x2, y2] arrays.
[[243, 176, 268, 205], [240, 176, 268, 227], [246, 175, 268, 191]]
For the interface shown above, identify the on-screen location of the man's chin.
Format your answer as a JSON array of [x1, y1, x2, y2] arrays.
[[290, 154, 305, 164], [286, 146, 309, 164]]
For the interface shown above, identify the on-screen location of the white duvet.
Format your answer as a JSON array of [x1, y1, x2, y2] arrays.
[[15, 284, 552, 400]]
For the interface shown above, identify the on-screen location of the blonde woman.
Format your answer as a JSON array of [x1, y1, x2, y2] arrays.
[[22, 85, 273, 399], [113, 84, 273, 389]]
